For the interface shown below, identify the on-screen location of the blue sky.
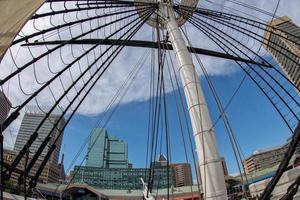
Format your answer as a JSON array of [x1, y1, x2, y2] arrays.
[[61, 59, 291, 175], [2, 0, 300, 179]]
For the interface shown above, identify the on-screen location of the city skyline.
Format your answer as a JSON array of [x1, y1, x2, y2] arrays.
[[1, 0, 300, 198], [3, 80, 297, 178], [1, 0, 300, 182]]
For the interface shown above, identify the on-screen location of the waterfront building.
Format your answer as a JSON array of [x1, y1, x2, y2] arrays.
[[243, 144, 288, 174], [86, 128, 128, 168], [73, 133, 191, 190], [31, 183, 202, 200], [263, 16, 300, 89], [72, 165, 175, 190], [14, 110, 65, 164]]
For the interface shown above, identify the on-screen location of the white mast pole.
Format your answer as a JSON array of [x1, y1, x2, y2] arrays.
[[159, 2, 227, 199]]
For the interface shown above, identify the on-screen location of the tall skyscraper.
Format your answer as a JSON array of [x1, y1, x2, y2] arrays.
[[263, 16, 300, 88], [86, 128, 128, 168], [14, 110, 65, 164]]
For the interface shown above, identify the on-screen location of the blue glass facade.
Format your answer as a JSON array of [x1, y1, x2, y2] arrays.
[[86, 128, 128, 168]]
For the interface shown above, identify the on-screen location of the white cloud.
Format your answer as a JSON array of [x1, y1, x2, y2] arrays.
[[1, 0, 299, 150]]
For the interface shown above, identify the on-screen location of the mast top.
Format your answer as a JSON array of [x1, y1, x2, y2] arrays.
[[134, 0, 198, 29]]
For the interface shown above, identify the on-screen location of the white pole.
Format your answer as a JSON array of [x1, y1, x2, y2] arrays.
[[159, 3, 227, 199]]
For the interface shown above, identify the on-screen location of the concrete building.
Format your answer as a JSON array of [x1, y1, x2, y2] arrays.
[[86, 128, 128, 169], [263, 16, 300, 89], [249, 166, 300, 199], [171, 163, 193, 187], [243, 144, 288, 174], [14, 110, 65, 165]]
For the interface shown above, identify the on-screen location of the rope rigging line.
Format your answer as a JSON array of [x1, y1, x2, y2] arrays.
[[186, 11, 300, 125], [189, 9, 300, 89], [31, 3, 147, 19], [156, 29, 173, 199], [166, 49, 203, 198], [1, 0, 300, 199], [164, 50, 200, 198], [180, 5, 300, 47], [176, 7, 300, 198], [179, 6, 300, 70], [180, 26, 250, 197], [1, 6, 151, 87], [54, 49, 151, 196], [178, 9, 300, 132], [1, 3, 155, 192], [224, 0, 281, 19], [1, 6, 150, 129], [147, 24, 166, 195], [28, 7, 155, 191], [202, 0, 271, 23], [11, 4, 150, 46], [4, 11, 148, 180], [145, 27, 156, 178]]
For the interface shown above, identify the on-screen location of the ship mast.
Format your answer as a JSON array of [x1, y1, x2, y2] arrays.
[[156, 1, 227, 199]]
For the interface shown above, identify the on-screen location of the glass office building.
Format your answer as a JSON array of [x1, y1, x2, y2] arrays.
[[86, 128, 128, 168]]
